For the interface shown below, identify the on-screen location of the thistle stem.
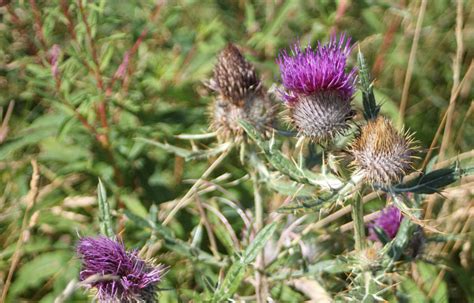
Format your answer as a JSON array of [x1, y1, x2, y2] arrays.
[[351, 186, 366, 251], [251, 158, 266, 302]]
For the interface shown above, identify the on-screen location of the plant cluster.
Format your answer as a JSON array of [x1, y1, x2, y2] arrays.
[[0, 1, 472, 302]]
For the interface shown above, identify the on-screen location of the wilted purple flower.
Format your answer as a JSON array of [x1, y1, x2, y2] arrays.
[[368, 206, 403, 241], [276, 34, 356, 141], [77, 236, 167, 303]]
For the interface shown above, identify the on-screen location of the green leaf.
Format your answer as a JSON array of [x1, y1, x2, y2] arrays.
[[277, 195, 332, 214], [392, 165, 471, 194], [400, 277, 429, 303], [9, 251, 72, 298], [417, 262, 448, 303], [97, 179, 114, 238], [243, 222, 278, 264], [207, 210, 236, 255], [382, 217, 416, 263], [213, 222, 278, 302], [240, 120, 309, 183], [122, 194, 148, 218], [372, 226, 391, 245], [240, 120, 344, 190], [276, 172, 363, 214], [212, 259, 247, 303], [357, 49, 380, 121]]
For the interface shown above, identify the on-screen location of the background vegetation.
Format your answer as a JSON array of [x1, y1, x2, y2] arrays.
[[0, 0, 472, 302]]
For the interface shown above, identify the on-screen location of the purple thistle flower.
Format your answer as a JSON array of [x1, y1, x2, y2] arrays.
[[368, 206, 403, 241], [77, 236, 167, 303], [276, 34, 356, 141], [277, 34, 356, 103]]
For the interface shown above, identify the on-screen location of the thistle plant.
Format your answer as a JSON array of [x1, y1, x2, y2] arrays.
[[1, 2, 472, 303]]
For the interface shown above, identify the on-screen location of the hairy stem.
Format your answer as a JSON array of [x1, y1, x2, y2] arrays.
[[351, 186, 366, 251], [252, 170, 266, 302]]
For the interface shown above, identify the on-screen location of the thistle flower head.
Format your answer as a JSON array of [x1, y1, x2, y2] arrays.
[[368, 206, 403, 241], [350, 117, 417, 185], [77, 236, 167, 303], [277, 34, 356, 103], [209, 43, 274, 141], [276, 34, 356, 141]]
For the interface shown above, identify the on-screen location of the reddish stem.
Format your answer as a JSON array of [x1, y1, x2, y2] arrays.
[[29, 0, 48, 49], [60, 0, 77, 40]]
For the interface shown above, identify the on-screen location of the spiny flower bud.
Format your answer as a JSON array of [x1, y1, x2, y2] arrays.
[[208, 43, 274, 141], [350, 117, 416, 186], [276, 34, 356, 141], [77, 236, 167, 303], [368, 206, 403, 241]]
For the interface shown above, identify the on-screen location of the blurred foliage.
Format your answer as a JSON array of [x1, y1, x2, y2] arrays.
[[0, 0, 472, 302]]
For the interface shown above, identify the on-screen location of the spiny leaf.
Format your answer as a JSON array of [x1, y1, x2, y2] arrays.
[[243, 221, 278, 263], [277, 196, 332, 214], [382, 217, 418, 264], [213, 222, 278, 302], [357, 49, 380, 121], [212, 259, 247, 303], [276, 173, 363, 214], [392, 165, 471, 194], [240, 120, 309, 183], [97, 179, 114, 238], [240, 120, 344, 190]]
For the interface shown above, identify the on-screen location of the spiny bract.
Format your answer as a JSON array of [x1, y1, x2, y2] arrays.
[[350, 117, 417, 186]]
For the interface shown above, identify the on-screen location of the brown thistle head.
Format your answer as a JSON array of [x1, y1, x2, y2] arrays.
[[208, 43, 274, 141], [350, 117, 417, 186]]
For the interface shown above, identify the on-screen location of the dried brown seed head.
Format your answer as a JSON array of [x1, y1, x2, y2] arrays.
[[210, 43, 260, 106], [209, 44, 274, 142]]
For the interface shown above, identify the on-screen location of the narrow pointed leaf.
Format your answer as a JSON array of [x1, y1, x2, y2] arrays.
[[213, 222, 278, 301], [392, 165, 471, 194], [97, 179, 114, 238], [357, 50, 380, 121]]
